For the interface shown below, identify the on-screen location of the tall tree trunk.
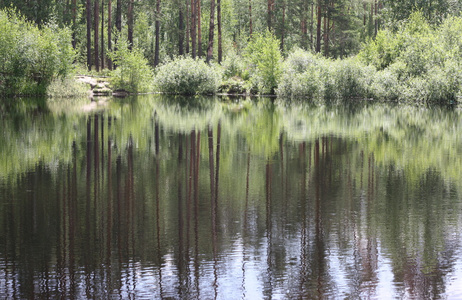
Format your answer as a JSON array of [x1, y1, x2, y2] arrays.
[[206, 0, 215, 64], [179, 0, 185, 55], [370, 2, 373, 35], [374, 0, 378, 36], [363, 1, 367, 26], [154, 0, 161, 66], [86, 0, 92, 71], [217, 0, 222, 63], [301, 0, 308, 50], [281, 1, 286, 52], [191, 0, 196, 58], [324, 1, 329, 57], [72, 0, 76, 49], [65, 0, 70, 24], [127, 0, 134, 50], [267, 0, 272, 31], [101, 0, 105, 69], [197, 0, 202, 57], [114, 0, 121, 68], [186, 0, 190, 54], [310, 2, 314, 50], [116, 0, 122, 34], [316, 1, 322, 53], [108, 0, 112, 69], [249, 0, 252, 36], [94, 0, 100, 71]]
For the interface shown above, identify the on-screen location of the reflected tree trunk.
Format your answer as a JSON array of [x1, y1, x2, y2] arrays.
[[208, 125, 219, 299], [155, 116, 160, 155], [208, 125, 215, 204], [215, 121, 221, 202], [107, 131, 113, 274], [177, 134, 187, 297], [264, 160, 273, 297], [155, 149, 164, 297], [299, 142, 308, 293]]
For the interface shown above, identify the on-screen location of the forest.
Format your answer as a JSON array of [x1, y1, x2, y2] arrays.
[[1, 0, 462, 102]]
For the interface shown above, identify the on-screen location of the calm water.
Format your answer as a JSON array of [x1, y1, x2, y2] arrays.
[[1, 95, 462, 299]]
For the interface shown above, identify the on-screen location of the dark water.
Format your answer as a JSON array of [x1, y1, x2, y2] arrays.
[[1, 95, 462, 299]]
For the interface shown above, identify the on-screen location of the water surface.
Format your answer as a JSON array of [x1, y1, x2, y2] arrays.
[[1, 95, 462, 299]]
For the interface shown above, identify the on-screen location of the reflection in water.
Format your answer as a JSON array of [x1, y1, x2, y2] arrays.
[[1, 96, 462, 298]]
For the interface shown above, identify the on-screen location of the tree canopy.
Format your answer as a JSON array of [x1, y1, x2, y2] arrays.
[[2, 0, 459, 71]]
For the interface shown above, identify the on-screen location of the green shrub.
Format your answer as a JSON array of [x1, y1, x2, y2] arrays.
[[357, 11, 462, 103], [332, 58, 374, 100], [219, 77, 247, 94], [282, 48, 320, 74], [154, 57, 221, 95], [244, 31, 283, 94], [277, 49, 325, 99], [46, 76, 88, 98], [222, 50, 246, 80], [368, 70, 399, 100], [109, 41, 154, 93], [278, 49, 372, 101], [275, 50, 324, 100], [0, 8, 75, 96], [358, 30, 404, 71]]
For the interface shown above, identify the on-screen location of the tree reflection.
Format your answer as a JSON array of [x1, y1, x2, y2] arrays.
[[1, 97, 462, 298]]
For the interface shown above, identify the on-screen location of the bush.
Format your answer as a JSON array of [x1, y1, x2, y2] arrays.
[[154, 57, 221, 95], [369, 69, 400, 100], [277, 49, 324, 99], [281, 48, 320, 74], [222, 50, 246, 80], [357, 12, 462, 103], [278, 49, 372, 101], [219, 77, 247, 94], [46, 76, 88, 98], [244, 31, 283, 94], [332, 58, 374, 100], [0, 8, 75, 96], [109, 41, 154, 93]]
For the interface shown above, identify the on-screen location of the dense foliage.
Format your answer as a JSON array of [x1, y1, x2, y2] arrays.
[[244, 31, 282, 94], [109, 41, 154, 93], [154, 57, 221, 95], [0, 9, 75, 96], [359, 12, 462, 102], [277, 49, 373, 100], [2, 1, 462, 101]]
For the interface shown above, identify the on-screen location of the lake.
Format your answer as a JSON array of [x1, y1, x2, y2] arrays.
[[1, 95, 462, 299]]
